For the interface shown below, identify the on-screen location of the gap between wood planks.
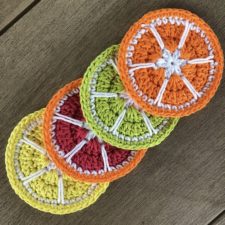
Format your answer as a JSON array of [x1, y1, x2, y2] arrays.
[[0, 0, 41, 36], [208, 209, 225, 225]]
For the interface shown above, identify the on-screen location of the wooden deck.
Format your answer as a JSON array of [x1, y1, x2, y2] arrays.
[[0, 1, 225, 224]]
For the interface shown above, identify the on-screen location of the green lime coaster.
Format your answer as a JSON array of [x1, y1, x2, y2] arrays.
[[80, 45, 179, 150]]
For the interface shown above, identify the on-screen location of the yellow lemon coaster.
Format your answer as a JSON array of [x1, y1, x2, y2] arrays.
[[5, 109, 109, 214]]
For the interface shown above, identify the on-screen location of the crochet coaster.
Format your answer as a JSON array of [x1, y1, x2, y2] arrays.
[[5, 109, 109, 215], [80, 45, 178, 150], [44, 79, 146, 183], [118, 8, 224, 117]]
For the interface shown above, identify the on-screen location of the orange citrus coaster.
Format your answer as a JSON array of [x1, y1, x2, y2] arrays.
[[44, 78, 146, 183], [118, 8, 224, 117]]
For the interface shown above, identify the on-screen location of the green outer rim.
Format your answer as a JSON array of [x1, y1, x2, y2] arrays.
[[80, 45, 179, 150]]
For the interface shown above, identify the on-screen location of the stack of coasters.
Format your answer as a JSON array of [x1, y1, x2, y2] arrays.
[[5, 8, 223, 214]]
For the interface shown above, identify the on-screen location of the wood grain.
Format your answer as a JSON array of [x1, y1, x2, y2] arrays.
[[0, 0, 38, 32], [0, 0, 225, 224]]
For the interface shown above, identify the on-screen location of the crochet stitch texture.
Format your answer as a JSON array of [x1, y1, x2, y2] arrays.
[[44, 79, 146, 183], [118, 8, 224, 117], [80, 45, 179, 150], [5, 109, 109, 214]]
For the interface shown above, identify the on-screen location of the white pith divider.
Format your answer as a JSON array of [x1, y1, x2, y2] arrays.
[[20, 135, 65, 204]]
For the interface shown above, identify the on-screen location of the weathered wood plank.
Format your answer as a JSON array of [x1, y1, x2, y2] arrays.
[[0, 0, 225, 225], [0, 0, 37, 33]]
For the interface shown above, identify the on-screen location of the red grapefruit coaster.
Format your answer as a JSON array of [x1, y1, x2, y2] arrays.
[[118, 8, 224, 117], [44, 79, 146, 183]]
